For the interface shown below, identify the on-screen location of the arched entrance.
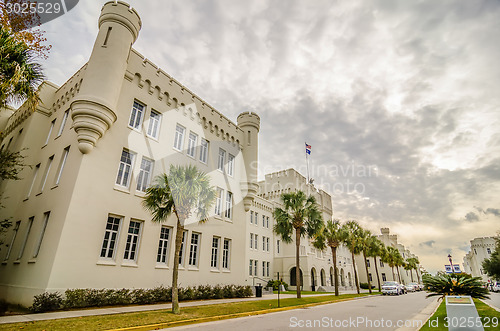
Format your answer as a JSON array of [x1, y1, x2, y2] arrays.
[[340, 268, 345, 286], [320, 269, 326, 286], [290, 267, 303, 287], [311, 267, 317, 291]]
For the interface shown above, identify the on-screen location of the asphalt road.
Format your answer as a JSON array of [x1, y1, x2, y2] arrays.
[[165, 291, 436, 331], [483, 292, 500, 311]]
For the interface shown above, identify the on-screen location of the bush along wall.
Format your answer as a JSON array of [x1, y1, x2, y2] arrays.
[[30, 284, 254, 313]]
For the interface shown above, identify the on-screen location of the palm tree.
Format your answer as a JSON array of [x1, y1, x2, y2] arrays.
[[358, 229, 373, 294], [312, 219, 347, 296], [0, 27, 44, 112], [143, 165, 215, 314], [396, 255, 405, 284], [343, 221, 363, 294], [405, 257, 418, 283], [273, 191, 323, 298], [385, 246, 399, 281], [366, 237, 385, 292], [412, 257, 422, 284]]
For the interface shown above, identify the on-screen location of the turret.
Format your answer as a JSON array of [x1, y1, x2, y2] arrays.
[[71, 1, 141, 154], [237, 112, 260, 211]]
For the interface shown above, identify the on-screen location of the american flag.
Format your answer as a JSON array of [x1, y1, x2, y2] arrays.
[[305, 143, 311, 155]]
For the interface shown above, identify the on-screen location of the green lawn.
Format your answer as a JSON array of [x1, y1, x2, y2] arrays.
[[273, 290, 333, 295], [0, 293, 372, 331], [420, 298, 500, 331]]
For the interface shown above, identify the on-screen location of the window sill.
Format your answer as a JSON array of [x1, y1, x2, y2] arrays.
[[96, 260, 116, 266], [23, 198, 29, 202], [146, 135, 160, 143], [187, 267, 199, 271], [13, 260, 21, 264], [113, 186, 131, 194], [51, 184, 59, 190], [1, 261, 7, 265], [127, 126, 143, 134], [210, 268, 221, 273], [155, 264, 169, 270], [134, 191, 146, 198], [121, 262, 138, 268], [27, 259, 36, 264], [35, 192, 42, 197], [222, 269, 231, 273]]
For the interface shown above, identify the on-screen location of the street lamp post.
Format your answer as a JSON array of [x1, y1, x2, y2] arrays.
[[448, 254, 453, 273]]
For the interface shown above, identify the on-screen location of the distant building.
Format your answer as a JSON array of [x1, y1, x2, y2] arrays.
[[463, 236, 498, 282]]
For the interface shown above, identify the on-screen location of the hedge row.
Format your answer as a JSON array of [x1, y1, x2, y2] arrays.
[[30, 284, 254, 313]]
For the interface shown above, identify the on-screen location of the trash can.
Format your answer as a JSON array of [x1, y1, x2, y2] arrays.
[[255, 285, 263, 297]]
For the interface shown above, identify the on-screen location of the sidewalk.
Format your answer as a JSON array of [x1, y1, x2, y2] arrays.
[[0, 289, 368, 325]]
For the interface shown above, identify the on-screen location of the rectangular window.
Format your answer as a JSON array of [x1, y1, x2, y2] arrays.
[[250, 233, 254, 249], [45, 119, 55, 145], [4, 221, 20, 260], [33, 212, 50, 258], [380, 260, 384, 267], [157, 226, 170, 264], [227, 154, 235, 176], [255, 213, 258, 226], [187, 132, 197, 158], [26, 164, 40, 198], [199, 139, 209, 163], [254, 260, 258, 276], [262, 236, 266, 251], [277, 240, 280, 254], [217, 148, 226, 171], [17, 217, 33, 260], [188, 233, 200, 267], [250, 211, 254, 224], [267, 262, 270, 277], [225, 191, 233, 219], [262, 261, 266, 277], [366, 259, 370, 267], [249, 259, 253, 276], [215, 187, 223, 216], [136, 157, 153, 192], [211, 237, 220, 268], [267, 237, 270, 252], [369, 273, 372, 282], [100, 216, 121, 259], [254, 234, 258, 250], [38, 156, 54, 193], [222, 239, 230, 269], [129, 100, 145, 130], [179, 231, 186, 266], [123, 220, 142, 261], [487, 248, 491, 254], [382, 273, 387, 282], [115, 149, 134, 187], [173, 124, 185, 151], [54, 146, 70, 185], [57, 110, 69, 137], [147, 110, 161, 139], [262, 215, 265, 227], [266, 216, 269, 228]]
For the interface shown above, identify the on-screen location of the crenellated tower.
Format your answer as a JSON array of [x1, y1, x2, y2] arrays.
[[237, 112, 260, 211], [71, 1, 142, 154]]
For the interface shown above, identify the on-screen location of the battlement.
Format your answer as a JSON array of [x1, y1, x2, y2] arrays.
[[100, 1, 141, 42], [237, 111, 260, 131]]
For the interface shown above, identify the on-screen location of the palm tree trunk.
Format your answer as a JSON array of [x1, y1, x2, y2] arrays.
[[391, 266, 396, 281], [373, 256, 381, 292], [410, 269, 414, 282], [171, 219, 184, 314], [416, 268, 421, 284], [331, 246, 339, 296], [362, 250, 372, 294], [396, 266, 402, 284], [351, 250, 360, 294], [295, 228, 301, 299]]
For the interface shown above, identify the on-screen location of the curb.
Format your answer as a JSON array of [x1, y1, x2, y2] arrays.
[[106, 294, 379, 331], [480, 299, 500, 313]]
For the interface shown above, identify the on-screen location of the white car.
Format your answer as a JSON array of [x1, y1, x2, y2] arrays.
[[405, 284, 416, 292], [493, 282, 500, 293], [409, 282, 422, 291], [382, 281, 404, 295]]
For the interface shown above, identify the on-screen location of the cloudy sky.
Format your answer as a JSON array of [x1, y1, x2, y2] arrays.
[[38, 0, 500, 273]]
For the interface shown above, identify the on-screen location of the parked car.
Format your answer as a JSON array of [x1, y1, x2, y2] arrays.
[[409, 282, 422, 291], [382, 281, 404, 295], [493, 282, 500, 293], [405, 284, 416, 292]]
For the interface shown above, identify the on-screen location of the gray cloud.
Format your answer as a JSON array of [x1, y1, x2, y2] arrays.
[[420, 240, 436, 248], [465, 212, 480, 222]]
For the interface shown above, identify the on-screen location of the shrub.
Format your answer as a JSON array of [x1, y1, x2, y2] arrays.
[[64, 289, 87, 308], [30, 292, 63, 313], [211, 285, 224, 299], [423, 273, 490, 300], [360, 283, 375, 290], [106, 289, 131, 306], [266, 279, 289, 291], [179, 287, 195, 301], [151, 286, 171, 302], [234, 285, 253, 298], [222, 285, 235, 298], [131, 288, 156, 305], [0, 299, 8, 316], [194, 285, 212, 300]]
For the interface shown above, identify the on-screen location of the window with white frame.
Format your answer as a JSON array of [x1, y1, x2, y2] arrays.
[[188, 232, 200, 267], [4, 221, 20, 260], [227, 154, 234, 176], [487, 248, 491, 254], [211, 237, 220, 268], [366, 259, 370, 267], [187, 132, 197, 158], [123, 220, 142, 261], [267, 262, 270, 277], [250, 233, 254, 249], [129, 100, 145, 130], [262, 215, 265, 227], [100, 216, 121, 259], [262, 261, 266, 277], [254, 234, 258, 250], [147, 110, 161, 139], [26, 164, 40, 198], [266, 216, 269, 228], [199, 139, 209, 163], [214, 187, 223, 216], [157, 226, 170, 264], [57, 110, 69, 137], [173, 124, 185, 151], [254, 260, 258, 276], [380, 260, 384, 267], [116, 149, 134, 187], [225, 191, 232, 219], [249, 259, 253, 275], [55, 146, 70, 185], [38, 155, 54, 193], [277, 240, 280, 253], [179, 231, 186, 266], [222, 239, 230, 269], [136, 157, 153, 192], [17, 217, 33, 260], [266, 237, 270, 252], [217, 148, 226, 171], [45, 119, 55, 145], [250, 211, 254, 224], [255, 212, 258, 226], [33, 212, 50, 258], [382, 273, 387, 281], [263, 236, 267, 251]]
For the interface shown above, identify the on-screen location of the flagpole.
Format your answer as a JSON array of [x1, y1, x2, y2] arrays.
[[305, 143, 310, 184]]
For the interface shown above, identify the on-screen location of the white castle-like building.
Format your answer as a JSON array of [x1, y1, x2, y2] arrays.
[[463, 236, 498, 282], [0, 1, 420, 306]]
